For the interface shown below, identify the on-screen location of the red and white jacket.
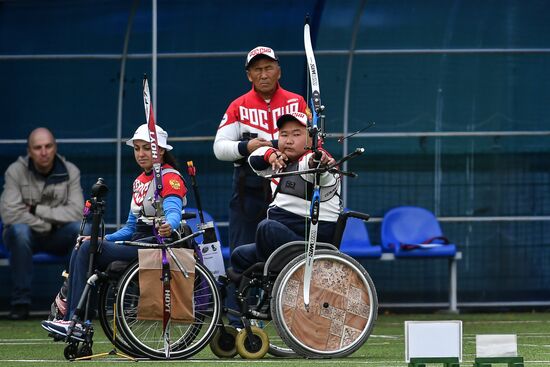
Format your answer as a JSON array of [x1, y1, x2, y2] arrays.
[[214, 84, 308, 165]]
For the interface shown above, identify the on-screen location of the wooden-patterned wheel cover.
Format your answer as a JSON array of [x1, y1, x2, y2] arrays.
[[279, 258, 371, 351]]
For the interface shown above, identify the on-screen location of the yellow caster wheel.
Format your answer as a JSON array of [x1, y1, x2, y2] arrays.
[[210, 326, 239, 358], [235, 326, 269, 359]]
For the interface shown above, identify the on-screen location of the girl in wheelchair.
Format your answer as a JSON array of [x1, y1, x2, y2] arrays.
[[42, 123, 187, 339]]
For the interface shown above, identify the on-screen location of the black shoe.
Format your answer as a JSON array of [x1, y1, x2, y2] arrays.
[[10, 304, 30, 320]]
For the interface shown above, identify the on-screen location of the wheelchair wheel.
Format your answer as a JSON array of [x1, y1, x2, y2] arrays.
[[209, 325, 238, 358], [76, 343, 93, 360], [268, 339, 297, 357], [64, 343, 79, 360], [97, 279, 144, 358], [271, 250, 378, 358], [115, 261, 221, 359], [235, 326, 270, 359], [255, 320, 296, 357]]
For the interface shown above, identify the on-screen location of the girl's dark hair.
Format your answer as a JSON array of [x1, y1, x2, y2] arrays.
[[163, 151, 180, 171]]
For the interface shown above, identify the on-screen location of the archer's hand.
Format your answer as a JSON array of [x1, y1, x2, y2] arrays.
[[247, 138, 272, 154], [158, 222, 173, 238], [75, 235, 103, 249], [78, 235, 91, 243], [268, 150, 288, 170], [308, 150, 335, 168]]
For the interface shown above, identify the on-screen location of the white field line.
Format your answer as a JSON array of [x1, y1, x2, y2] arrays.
[[0, 340, 396, 347], [0, 339, 113, 346], [379, 320, 550, 326], [0, 360, 404, 365], [370, 335, 401, 339], [3, 332, 550, 346], [521, 343, 550, 348], [462, 332, 550, 339], [2, 359, 550, 365]]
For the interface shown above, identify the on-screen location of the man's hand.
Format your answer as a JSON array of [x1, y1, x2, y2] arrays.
[[308, 150, 335, 168], [25, 204, 37, 215], [247, 138, 272, 154], [158, 222, 173, 238], [268, 150, 288, 171]]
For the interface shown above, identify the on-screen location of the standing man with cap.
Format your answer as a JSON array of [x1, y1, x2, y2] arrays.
[[214, 46, 309, 253], [0, 127, 84, 320], [214, 46, 309, 328]]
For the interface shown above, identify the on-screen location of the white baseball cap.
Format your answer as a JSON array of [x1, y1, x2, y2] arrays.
[[126, 123, 173, 151], [276, 112, 309, 129], [245, 46, 278, 69]]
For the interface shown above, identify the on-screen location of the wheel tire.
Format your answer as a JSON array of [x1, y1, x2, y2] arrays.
[[209, 326, 238, 358], [76, 344, 93, 360], [115, 261, 221, 359], [268, 342, 297, 358], [235, 326, 269, 359], [97, 280, 144, 358], [271, 250, 378, 358], [64, 343, 78, 360]]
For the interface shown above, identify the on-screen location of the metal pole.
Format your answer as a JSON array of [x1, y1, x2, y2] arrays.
[[449, 257, 458, 313], [342, 0, 367, 207], [116, 0, 139, 227]]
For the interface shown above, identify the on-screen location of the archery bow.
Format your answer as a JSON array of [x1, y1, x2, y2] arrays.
[[302, 16, 325, 310], [143, 74, 171, 359]]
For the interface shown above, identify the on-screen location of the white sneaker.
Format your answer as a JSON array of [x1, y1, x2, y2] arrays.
[[41, 320, 85, 342]]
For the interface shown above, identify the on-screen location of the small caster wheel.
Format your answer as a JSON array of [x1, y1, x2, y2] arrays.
[[64, 343, 79, 360], [210, 326, 238, 358], [77, 343, 93, 359], [235, 326, 269, 359]]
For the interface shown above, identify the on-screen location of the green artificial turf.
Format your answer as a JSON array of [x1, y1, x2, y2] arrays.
[[0, 312, 549, 366]]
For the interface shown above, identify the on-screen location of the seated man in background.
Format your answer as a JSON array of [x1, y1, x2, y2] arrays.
[[0, 127, 83, 320], [230, 112, 340, 274]]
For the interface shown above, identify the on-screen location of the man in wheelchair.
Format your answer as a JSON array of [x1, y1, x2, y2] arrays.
[[230, 111, 339, 275], [218, 112, 377, 360]]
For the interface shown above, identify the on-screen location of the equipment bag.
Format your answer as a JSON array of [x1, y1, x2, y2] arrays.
[[137, 248, 195, 323]]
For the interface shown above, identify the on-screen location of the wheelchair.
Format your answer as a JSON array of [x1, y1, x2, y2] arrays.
[[46, 179, 222, 360], [57, 248, 221, 360], [113, 252, 221, 359], [209, 210, 378, 359], [102, 210, 222, 360], [52, 179, 376, 360]]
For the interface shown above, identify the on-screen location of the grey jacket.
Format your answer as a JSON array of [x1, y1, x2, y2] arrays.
[[0, 154, 84, 233]]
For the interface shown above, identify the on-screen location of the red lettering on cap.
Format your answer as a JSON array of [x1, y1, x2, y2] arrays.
[[249, 47, 273, 57]]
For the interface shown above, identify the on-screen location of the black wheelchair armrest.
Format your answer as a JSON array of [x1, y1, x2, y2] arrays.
[[181, 212, 197, 220], [346, 210, 370, 221], [332, 210, 370, 249]]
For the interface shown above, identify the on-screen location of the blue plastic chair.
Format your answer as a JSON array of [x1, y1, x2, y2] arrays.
[[32, 252, 70, 264], [340, 215, 382, 259], [183, 208, 229, 260], [381, 206, 456, 258]]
